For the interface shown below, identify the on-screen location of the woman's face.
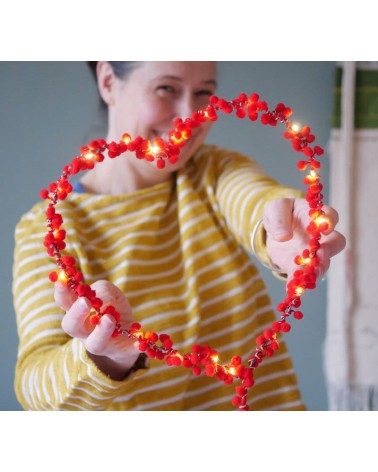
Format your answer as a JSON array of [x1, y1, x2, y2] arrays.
[[106, 61, 218, 170]]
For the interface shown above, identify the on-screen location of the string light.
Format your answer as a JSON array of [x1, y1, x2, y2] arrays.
[[41, 92, 326, 411]]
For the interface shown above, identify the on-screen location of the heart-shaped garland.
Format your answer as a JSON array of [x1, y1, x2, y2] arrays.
[[41, 92, 326, 410]]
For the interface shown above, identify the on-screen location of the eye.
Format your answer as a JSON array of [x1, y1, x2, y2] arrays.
[[156, 85, 178, 96], [196, 89, 213, 97]]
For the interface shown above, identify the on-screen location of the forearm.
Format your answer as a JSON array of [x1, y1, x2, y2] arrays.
[[15, 338, 139, 410]]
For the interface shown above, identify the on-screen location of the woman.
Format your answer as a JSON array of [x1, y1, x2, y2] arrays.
[[13, 61, 345, 410]]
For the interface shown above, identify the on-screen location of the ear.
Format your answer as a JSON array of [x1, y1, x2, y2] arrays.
[[96, 61, 116, 107]]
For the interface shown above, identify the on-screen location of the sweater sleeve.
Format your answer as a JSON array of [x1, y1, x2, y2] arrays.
[[212, 148, 304, 260], [12, 203, 145, 411]]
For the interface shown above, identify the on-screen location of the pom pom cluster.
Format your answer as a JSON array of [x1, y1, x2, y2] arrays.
[[41, 92, 326, 410]]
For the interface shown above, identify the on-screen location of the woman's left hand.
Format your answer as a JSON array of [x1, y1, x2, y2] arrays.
[[263, 198, 346, 281]]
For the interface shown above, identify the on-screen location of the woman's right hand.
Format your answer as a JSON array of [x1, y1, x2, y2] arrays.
[[54, 280, 141, 380]]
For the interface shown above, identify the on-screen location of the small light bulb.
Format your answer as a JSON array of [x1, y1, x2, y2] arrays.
[[150, 145, 160, 155], [291, 123, 300, 133], [84, 151, 94, 160], [211, 354, 219, 363], [58, 270, 68, 284], [228, 366, 236, 376], [315, 215, 329, 227]]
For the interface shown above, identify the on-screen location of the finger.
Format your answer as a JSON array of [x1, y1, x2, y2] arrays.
[[320, 204, 340, 235], [90, 280, 116, 311], [317, 230, 347, 261], [263, 198, 294, 242], [314, 231, 346, 277], [61, 297, 92, 338], [85, 314, 116, 355], [91, 280, 132, 322], [54, 281, 77, 312]]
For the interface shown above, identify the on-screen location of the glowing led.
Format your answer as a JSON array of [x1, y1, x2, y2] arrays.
[[295, 287, 304, 296], [211, 354, 219, 363], [228, 366, 236, 376], [150, 145, 160, 155], [84, 152, 94, 160], [122, 133, 131, 144], [291, 123, 300, 133], [58, 270, 68, 284], [315, 215, 329, 227]]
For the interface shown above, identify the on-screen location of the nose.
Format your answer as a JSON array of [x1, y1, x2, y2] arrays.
[[175, 92, 196, 120]]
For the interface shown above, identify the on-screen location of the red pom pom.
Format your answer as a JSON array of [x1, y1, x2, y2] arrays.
[[236, 386, 247, 396], [205, 364, 216, 377], [190, 353, 200, 365], [256, 335, 267, 346], [62, 255, 76, 266], [40, 189, 49, 199], [272, 321, 282, 332], [89, 314, 101, 326], [160, 338, 171, 350], [297, 161, 308, 171], [236, 108, 246, 119], [303, 147, 314, 157], [49, 271, 58, 282], [183, 359, 192, 369], [314, 146, 324, 156], [231, 355, 242, 366], [294, 311, 304, 320], [283, 130, 294, 139], [263, 329, 275, 339], [280, 322, 291, 333], [209, 95, 219, 106], [232, 396, 242, 406], [155, 350, 165, 361], [192, 365, 201, 376], [146, 348, 156, 359]]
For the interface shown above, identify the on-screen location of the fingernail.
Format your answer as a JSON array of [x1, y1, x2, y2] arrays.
[[77, 297, 91, 313], [102, 314, 115, 326]]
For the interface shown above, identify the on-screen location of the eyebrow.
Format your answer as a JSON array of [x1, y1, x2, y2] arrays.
[[156, 75, 218, 87]]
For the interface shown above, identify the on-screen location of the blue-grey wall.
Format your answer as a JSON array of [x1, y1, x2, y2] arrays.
[[0, 61, 335, 410]]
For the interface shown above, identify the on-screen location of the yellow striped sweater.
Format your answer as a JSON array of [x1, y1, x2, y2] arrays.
[[13, 145, 305, 411]]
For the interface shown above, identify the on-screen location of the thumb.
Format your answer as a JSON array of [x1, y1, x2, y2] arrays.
[[54, 281, 77, 312], [263, 198, 294, 242]]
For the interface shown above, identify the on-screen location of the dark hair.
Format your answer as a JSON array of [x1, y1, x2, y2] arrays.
[[87, 61, 140, 80], [87, 61, 141, 109]]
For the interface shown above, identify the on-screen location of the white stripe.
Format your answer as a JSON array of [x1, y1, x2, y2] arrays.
[[200, 286, 268, 328], [17, 287, 56, 320], [19, 302, 59, 328], [251, 385, 300, 407], [18, 328, 64, 358], [79, 205, 178, 247], [22, 314, 63, 338], [187, 392, 234, 411], [115, 372, 189, 403], [132, 389, 186, 410], [15, 282, 52, 312], [59, 401, 89, 411], [13, 263, 55, 293], [69, 186, 171, 217], [265, 399, 303, 411]]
